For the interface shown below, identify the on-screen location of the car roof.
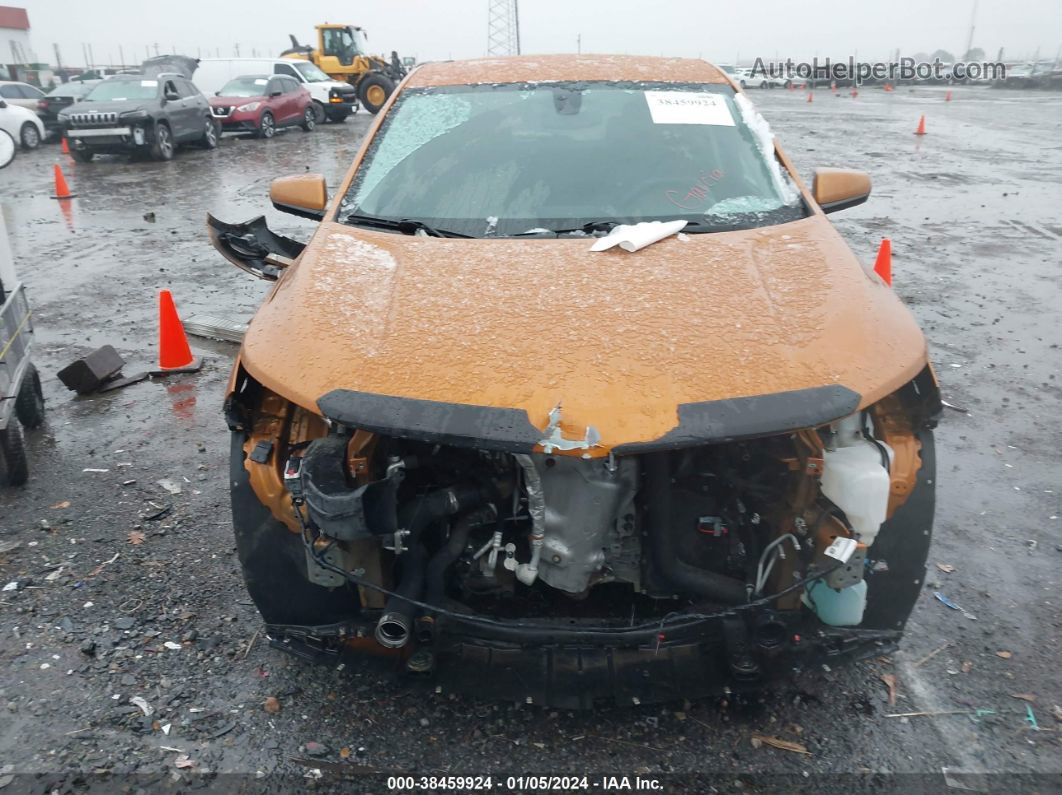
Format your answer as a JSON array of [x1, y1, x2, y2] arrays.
[[228, 74, 272, 81], [407, 55, 729, 88]]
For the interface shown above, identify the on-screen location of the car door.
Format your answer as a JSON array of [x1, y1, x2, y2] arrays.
[[160, 79, 185, 138], [175, 79, 204, 140], [180, 79, 210, 136], [263, 77, 285, 124], [281, 77, 303, 123]]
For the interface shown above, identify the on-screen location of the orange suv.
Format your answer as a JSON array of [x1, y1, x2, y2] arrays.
[[211, 55, 940, 708]]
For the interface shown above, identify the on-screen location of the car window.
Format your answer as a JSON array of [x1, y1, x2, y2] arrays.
[[274, 63, 301, 80], [265, 78, 283, 95], [20, 84, 44, 99], [342, 81, 804, 238], [176, 79, 198, 98], [0, 85, 18, 98], [282, 77, 300, 93]]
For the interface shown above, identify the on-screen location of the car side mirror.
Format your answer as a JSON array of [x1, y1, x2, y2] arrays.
[[812, 168, 871, 213], [270, 90, 282, 97], [270, 174, 328, 219], [164, 89, 180, 101], [0, 99, 6, 109]]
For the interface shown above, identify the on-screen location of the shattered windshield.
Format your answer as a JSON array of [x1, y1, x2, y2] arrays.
[[341, 81, 803, 238], [82, 79, 159, 102], [219, 76, 270, 97]]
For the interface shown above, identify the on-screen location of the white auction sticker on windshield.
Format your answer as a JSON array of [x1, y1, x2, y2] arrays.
[[254, 79, 267, 85], [644, 91, 734, 126], [140, 80, 158, 87]]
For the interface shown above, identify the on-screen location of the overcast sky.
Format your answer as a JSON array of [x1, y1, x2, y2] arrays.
[[14, 0, 1061, 68]]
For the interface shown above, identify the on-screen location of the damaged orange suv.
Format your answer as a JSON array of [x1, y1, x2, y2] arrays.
[[211, 55, 940, 708]]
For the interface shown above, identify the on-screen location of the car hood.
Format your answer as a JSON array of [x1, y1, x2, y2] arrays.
[[320, 80, 356, 93], [239, 215, 928, 453], [210, 95, 266, 105]]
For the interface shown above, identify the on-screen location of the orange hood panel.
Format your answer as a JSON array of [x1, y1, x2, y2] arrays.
[[239, 215, 927, 453]]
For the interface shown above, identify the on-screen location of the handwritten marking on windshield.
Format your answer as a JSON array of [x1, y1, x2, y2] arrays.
[[666, 169, 725, 210]]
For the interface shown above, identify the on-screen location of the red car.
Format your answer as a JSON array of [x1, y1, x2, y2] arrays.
[[209, 74, 315, 138]]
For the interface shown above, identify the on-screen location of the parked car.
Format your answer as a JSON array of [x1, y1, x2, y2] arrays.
[[37, 80, 100, 140], [733, 67, 788, 89], [58, 73, 217, 162], [0, 97, 44, 149], [195, 58, 358, 123], [210, 74, 315, 138], [0, 81, 46, 112], [211, 55, 940, 708]]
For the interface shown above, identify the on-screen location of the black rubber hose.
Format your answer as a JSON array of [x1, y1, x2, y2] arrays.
[[376, 484, 488, 647], [426, 504, 497, 604], [645, 453, 748, 604]]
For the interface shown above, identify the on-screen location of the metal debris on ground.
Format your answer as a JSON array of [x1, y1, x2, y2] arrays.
[[182, 314, 249, 344]]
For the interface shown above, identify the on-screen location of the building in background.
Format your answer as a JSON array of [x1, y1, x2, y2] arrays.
[[0, 5, 30, 77], [0, 6, 52, 87]]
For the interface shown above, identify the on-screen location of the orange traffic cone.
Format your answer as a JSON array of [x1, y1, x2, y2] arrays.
[[807, 92, 813, 103], [156, 290, 202, 373], [945, 90, 952, 102], [914, 115, 926, 135], [60, 137, 70, 155], [50, 164, 75, 199], [873, 239, 892, 286]]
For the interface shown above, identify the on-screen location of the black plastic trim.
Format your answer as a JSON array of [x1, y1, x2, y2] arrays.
[[318, 385, 861, 454], [317, 390, 543, 453], [614, 384, 861, 453]]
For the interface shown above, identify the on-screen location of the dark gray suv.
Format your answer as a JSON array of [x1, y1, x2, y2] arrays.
[[58, 74, 218, 162]]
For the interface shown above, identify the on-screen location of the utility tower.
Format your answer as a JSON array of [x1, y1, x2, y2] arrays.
[[487, 0, 520, 56]]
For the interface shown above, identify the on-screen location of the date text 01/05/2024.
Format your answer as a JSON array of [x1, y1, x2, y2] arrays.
[[385, 775, 664, 791]]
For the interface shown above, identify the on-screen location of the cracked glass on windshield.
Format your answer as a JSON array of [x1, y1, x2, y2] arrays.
[[341, 81, 804, 237]]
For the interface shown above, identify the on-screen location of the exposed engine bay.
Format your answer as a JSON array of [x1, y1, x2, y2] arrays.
[[228, 367, 939, 705]]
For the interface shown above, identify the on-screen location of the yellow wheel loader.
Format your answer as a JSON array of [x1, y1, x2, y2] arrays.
[[281, 25, 408, 114]]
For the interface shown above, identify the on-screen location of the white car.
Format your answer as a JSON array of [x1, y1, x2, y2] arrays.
[[0, 98, 44, 149], [734, 68, 788, 89], [0, 81, 46, 112]]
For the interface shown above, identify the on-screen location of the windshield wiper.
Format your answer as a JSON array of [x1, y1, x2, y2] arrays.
[[512, 220, 621, 238], [343, 213, 471, 238]]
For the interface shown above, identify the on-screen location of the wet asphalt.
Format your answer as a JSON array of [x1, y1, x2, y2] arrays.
[[0, 85, 1059, 792]]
